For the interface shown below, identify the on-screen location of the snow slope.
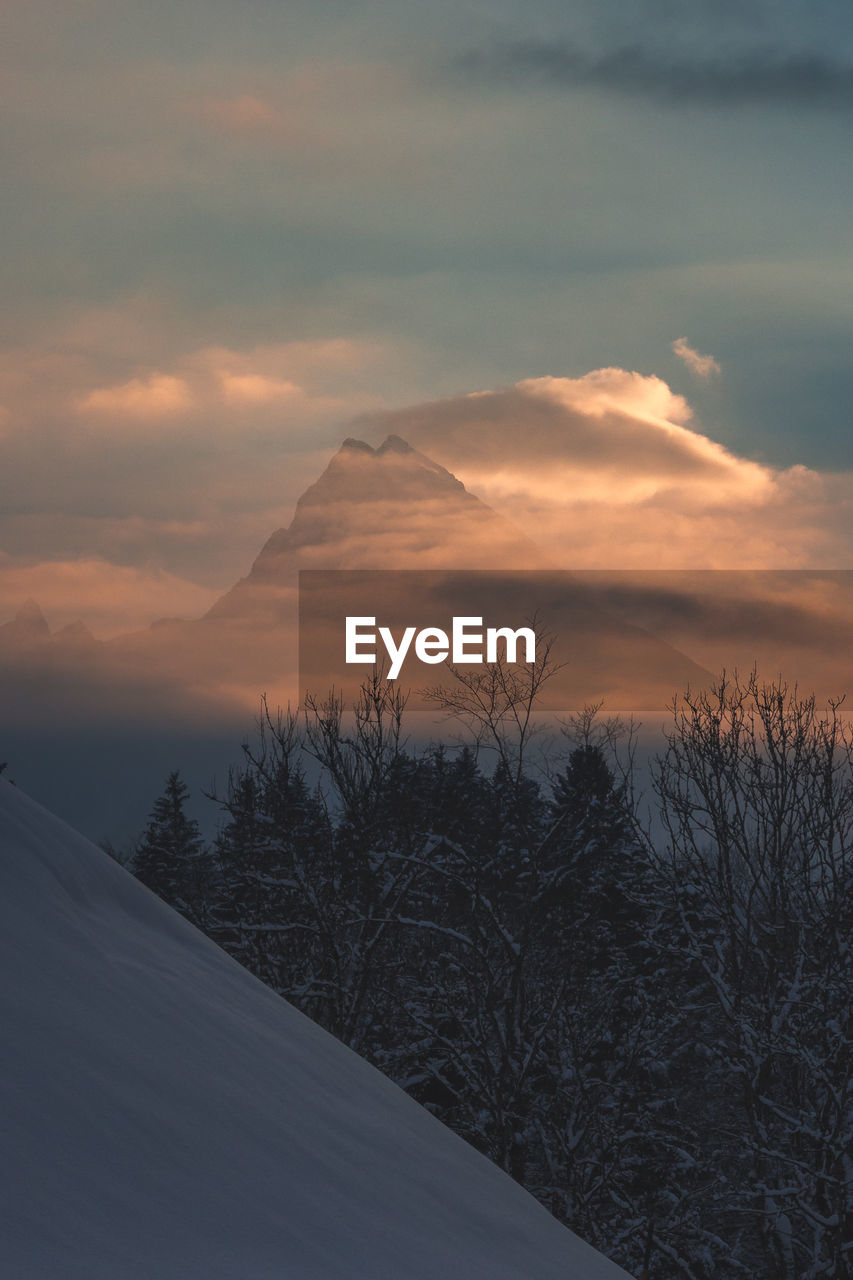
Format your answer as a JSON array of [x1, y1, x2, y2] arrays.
[[0, 780, 629, 1279]]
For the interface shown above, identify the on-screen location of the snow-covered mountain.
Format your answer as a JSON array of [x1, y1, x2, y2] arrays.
[[0, 779, 628, 1279]]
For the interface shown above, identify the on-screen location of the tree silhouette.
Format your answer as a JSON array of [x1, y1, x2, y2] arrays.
[[134, 771, 208, 925]]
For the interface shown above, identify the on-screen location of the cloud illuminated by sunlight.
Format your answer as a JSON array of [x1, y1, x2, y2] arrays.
[[671, 337, 721, 378], [353, 370, 853, 569], [78, 374, 193, 418], [0, 554, 221, 638]]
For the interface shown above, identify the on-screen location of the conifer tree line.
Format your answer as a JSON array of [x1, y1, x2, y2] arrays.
[[127, 659, 852, 1280]]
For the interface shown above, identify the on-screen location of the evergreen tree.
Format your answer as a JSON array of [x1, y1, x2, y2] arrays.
[[543, 743, 648, 961], [134, 772, 208, 925], [214, 739, 332, 1006], [520, 743, 695, 1276], [131, 669, 853, 1278]]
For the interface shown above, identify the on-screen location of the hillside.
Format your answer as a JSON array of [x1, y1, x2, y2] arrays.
[[0, 779, 629, 1279]]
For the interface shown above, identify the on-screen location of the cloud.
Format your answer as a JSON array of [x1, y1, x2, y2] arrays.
[[196, 94, 280, 134], [78, 374, 193, 418], [461, 42, 853, 108], [0, 324, 426, 618], [352, 370, 853, 569], [359, 369, 766, 504], [672, 337, 721, 378], [217, 372, 302, 405], [196, 339, 389, 406], [0, 329, 404, 453], [71, 339, 403, 429], [184, 62, 417, 168], [0, 554, 220, 638]]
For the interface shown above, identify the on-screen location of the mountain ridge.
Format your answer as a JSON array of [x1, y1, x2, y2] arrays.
[[207, 432, 550, 619]]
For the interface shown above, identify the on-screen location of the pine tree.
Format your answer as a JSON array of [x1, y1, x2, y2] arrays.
[[214, 748, 331, 1003], [525, 743, 693, 1275], [544, 743, 646, 960], [134, 772, 208, 924]]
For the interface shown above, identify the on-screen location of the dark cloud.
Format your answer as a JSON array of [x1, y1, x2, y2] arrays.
[[563, 573, 853, 651], [460, 41, 853, 107]]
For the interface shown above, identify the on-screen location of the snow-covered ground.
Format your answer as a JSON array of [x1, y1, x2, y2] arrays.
[[0, 779, 628, 1279]]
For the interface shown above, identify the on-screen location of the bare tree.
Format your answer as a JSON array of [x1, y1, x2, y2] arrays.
[[303, 667, 408, 820], [422, 617, 562, 792], [301, 671, 428, 1051], [651, 670, 853, 1279]]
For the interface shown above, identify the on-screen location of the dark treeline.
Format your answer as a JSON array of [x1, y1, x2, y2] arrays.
[[127, 659, 852, 1280]]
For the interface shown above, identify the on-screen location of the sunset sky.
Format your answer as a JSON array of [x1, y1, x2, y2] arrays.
[[4, 0, 853, 633]]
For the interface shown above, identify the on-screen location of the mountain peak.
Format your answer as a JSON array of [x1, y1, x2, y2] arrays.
[[56, 619, 95, 645], [376, 434, 414, 456], [206, 432, 550, 615], [339, 437, 375, 456], [301, 432, 465, 507], [16, 599, 48, 627], [0, 599, 50, 642], [337, 434, 415, 458]]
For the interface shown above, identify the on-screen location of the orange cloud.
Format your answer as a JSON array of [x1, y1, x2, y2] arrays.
[[672, 336, 721, 378], [0, 555, 220, 638], [72, 339, 400, 427], [198, 94, 281, 133], [78, 373, 193, 418], [217, 371, 302, 405], [0, 333, 405, 448], [365, 370, 769, 502], [353, 371, 853, 569]]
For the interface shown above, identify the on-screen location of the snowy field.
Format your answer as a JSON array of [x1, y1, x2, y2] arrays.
[[0, 780, 628, 1279]]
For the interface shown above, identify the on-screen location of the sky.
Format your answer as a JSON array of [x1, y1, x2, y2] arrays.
[[4, 0, 853, 634]]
